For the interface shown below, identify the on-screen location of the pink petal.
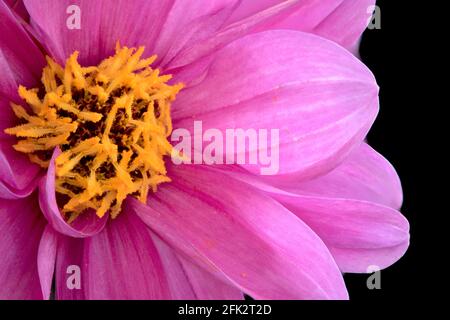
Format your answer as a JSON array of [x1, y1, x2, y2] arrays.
[[329, 242, 410, 274], [300, 201, 409, 273], [154, 0, 240, 68], [39, 148, 108, 237], [148, 233, 196, 299], [131, 164, 348, 300], [0, 141, 41, 199], [54, 234, 85, 300], [0, 179, 35, 199], [82, 212, 171, 299], [56, 212, 171, 300], [24, 0, 175, 65], [37, 225, 58, 300], [230, 173, 410, 273], [4, 0, 29, 21], [167, 0, 374, 69], [173, 31, 378, 178], [227, 0, 284, 22], [275, 143, 403, 209], [0, 194, 46, 299], [0, 1, 45, 88], [151, 232, 244, 300], [0, 2, 43, 195], [229, 0, 376, 53], [167, 0, 301, 70], [276, 0, 377, 54], [178, 255, 245, 300], [0, 51, 19, 103]]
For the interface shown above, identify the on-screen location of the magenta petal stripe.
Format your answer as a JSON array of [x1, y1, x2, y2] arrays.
[[4, 0, 29, 21], [0, 195, 46, 299], [132, 164, 348, 300]]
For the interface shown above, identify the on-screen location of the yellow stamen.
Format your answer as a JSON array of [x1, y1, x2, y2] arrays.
[[5, 44, 183, 221]]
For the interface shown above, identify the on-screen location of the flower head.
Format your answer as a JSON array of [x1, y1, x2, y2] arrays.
[[0, 0, 408, 300], [6, 45, 182, 219]]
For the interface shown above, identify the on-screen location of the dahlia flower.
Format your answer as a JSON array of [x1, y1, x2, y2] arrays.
[[0, 0, 409, 300]]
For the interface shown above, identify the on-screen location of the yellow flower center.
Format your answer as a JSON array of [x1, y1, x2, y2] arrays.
[[5, 44, 183, 221]]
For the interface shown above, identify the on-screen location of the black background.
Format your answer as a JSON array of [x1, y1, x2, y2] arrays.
[[347, 0, 425, 301]]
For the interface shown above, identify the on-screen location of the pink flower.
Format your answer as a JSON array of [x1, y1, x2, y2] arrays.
[[0, 0, 409, 300]]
